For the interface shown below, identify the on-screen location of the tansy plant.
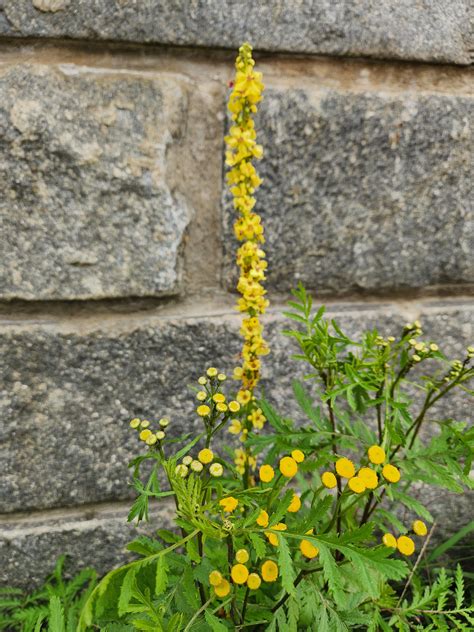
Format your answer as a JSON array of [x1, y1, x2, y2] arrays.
[[78, 44, 474, 631]]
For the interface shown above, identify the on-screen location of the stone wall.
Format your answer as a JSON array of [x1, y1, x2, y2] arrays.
[[0, 1, 473, 586]]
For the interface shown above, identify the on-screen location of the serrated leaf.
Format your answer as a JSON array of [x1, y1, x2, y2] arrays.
[[118, 568, 136, 616], [204, 610, 228, 631], [277, 534, 296, 597], [48, 595, 65, 632], [249, 532, 267, 560], [155, 555, 169, 595]]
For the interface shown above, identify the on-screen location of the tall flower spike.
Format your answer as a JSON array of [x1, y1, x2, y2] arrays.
[[225, 43, 269, 476]]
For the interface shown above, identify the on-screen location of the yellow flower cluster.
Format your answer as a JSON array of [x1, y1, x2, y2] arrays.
[[321, 446, 401, 495], [225, 43, 269, 397], [382, 519, 428, 556], [174, 448, 225, 479], [129, 417, 169, 447], [209, 554, 278, 598]]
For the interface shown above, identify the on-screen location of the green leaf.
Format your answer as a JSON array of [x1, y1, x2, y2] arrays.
[[48, 595, 65, 632], [278, 534, 296, 597], [204, 610, 228, 631], [155, 555, 169, 595], [118, 568, 136, 616], [428, 521, 474, 562], [455, 564, 465, 609], [248, 532, 267, 560]]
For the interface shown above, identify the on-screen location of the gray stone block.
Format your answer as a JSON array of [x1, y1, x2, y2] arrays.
[[0, 64, 191, 300], [0, 1, 471, 65], [0, 502, 173, 588], [0, 300, 471, 514], [223, 88, 473, 295]]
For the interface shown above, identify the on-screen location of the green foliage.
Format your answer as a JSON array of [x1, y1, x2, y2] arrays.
[[0, 556, 96, 632]]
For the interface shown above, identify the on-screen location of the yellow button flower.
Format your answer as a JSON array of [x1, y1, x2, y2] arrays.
[[198, 376, 207, 385], [348, 476, 366, 494], [216, 402, 228, 413], [413, 520, 428, 536], [156, 431, 166, 441], [287, 494, 301, 513], [231, 563, 249, 584], [213, 393, 226, 403], [175, 464, 188, 478], [191, 460, 204, 473], [146, 434, 157, 446], [228, 401, 241, 413], [140, 420, 150, 429], [209, 570, 223, 586], [207, 367, 218, 377], [139, 429, 152, 441], [256, 509, 269, 527], [196, 391, 207, 401], [247, 573, 261, 590], [197, 405, 211, 417], [291, 449, 305, 463], [382, 464, 401, 483], [358, 467, 378, 490], [335, 457, 355, 479], [219, 496, 238, 513], [259, 464, 275, 483], [321, 471, 337, 489], [198, 448, 214, 464], [214, 578, 231, 597], [265, 523, 287, 546], [397, 535, 415, 556], [382, 533, 397, 548], [129, 418, 140, 429], [368, 445, 386, 465], [261, 560, 278, 582], [209, 463, 223, 477], [218, 373, 227, 381], [235, 549, 249, 564], [228, 419, 242, 435], [159, 417, 169, 428], [300, 538, 319, 559], [279, 456, 298, 478]]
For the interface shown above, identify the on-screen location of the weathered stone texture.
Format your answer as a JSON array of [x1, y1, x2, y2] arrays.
[[0, 64, 192, 300], [0, 1, 471, 64], [1, 301, 471, 514], [0, 503, 174, 588], [224, 88, 473, 295]]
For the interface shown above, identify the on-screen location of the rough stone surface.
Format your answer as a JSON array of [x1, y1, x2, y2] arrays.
[[224, 88, 473, 295], [0, 64, 191, 300], [0, 503, 174, 588], [0, 301, 472, 514], [0, 1, 471, 65]]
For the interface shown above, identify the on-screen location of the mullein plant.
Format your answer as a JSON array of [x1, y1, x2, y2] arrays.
[[78, 44, 474, 631]]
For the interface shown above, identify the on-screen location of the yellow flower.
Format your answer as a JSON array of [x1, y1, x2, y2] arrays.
[[368, 445, 386, 465], [300, 538, 319, 559], [256, 509, 269, 527], [235, 549, 249, 564], [140, 420, 150, 429], [209, 570, 223, 586], [198, 448, 214, 464], [247, 573, 261, 590], [335, 457, 355, 479], [228, 401, 241, 413], [358, 467, 378, 490], [397, 535, 415, 556], [382, 533, 397, 548], [287, 494, 301, 513], [218, 373, 227, 381], [228, 419, 242, 435], [191, 460, 204, 473], [237, 389, 252, 404], [291, 449, 305, 463], [219, 496, 238, 513], [216, 402, 228, 413], [248, 407, 265, 429], [382, 464, 401, 483], [413, 520, 428, 536], [197, 405, 211, 417], [198, 376, 207, 385], [261, 560, 278, 582], [321, 472, 337, 489], [279, 456, 298, 478], [159, 418, 169, 428], [146, 434, 157, 446], [259, 464, 275, 483], [265, 523, 287, 546], [207, 367, 218, 377], [196, 391, 207, 401], [214, 578, 231, 597], [139, 429, 152, 441], [231, 563, 249, 584], [175, 464, 188, 478], [209, 463, 224, 477], [182, 456, 192, 466], [348, 476, 366, 494], [212, 393, 226, 403], [155, 431, 165, 441], [233, 367, 243, 380], [129, 418, 140, 429]]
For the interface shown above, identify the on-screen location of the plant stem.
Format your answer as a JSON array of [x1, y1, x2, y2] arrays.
[[397, 522, 437, 607], [241, 586, 250, 623], [196, 532, 207, 606], [183, 596, 213, 632]]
